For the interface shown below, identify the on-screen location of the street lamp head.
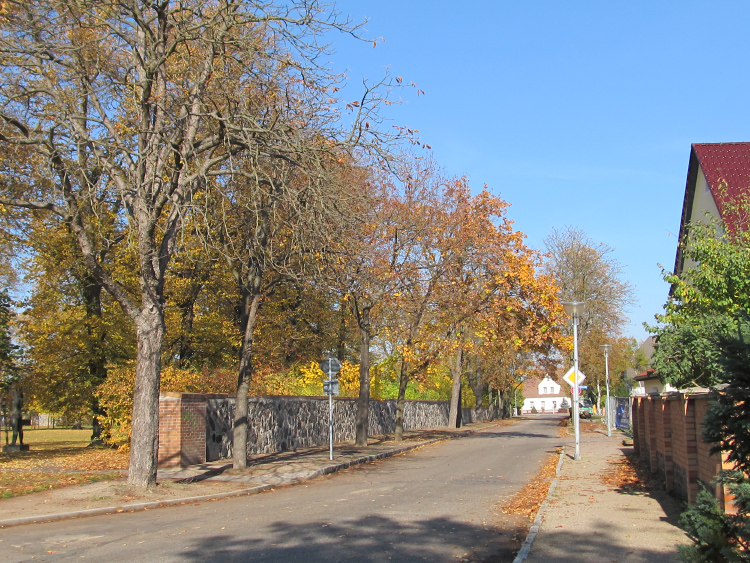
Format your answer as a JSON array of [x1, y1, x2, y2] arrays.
[[562, 301, 586, 319], [600, 343, 612, 356]]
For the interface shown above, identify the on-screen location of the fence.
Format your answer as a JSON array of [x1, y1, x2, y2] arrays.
[[631, 391, 733, 511], [613, 397, 631, 431]]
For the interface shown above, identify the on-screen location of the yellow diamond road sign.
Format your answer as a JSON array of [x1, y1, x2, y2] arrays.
[[563, 366, 586, 387]]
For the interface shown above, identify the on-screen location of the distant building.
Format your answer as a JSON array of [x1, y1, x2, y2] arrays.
[[521, 375, 568, 414], [625, 335, 656, 383], [632, 368, 676, 396]]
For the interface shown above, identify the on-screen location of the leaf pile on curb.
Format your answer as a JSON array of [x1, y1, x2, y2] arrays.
[[500, 448, 560, 520]]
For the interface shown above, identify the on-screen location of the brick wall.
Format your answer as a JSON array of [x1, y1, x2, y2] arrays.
[[694, 398, 723, 504], [157, 395, 182, 468], [157, 392, 230, 469], [632, 391, 729, 511]]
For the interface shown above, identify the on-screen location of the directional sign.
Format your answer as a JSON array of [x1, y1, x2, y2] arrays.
[[563, 366, 586, 387], [319, 356, 342, 376], [323, 379, 339, 396]]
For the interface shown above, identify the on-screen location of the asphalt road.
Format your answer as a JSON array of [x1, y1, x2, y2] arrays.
[[0, 415, 565, 563]]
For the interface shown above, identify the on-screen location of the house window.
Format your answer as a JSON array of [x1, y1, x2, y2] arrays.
[[543, 387, 547, 394]]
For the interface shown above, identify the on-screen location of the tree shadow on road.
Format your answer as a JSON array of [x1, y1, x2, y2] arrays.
[[178, 513, 526, 563]]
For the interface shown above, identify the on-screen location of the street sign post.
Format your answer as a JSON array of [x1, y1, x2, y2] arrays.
[[323, 380, 339, 396], [319, 355, 342, 460], [562, 366, 586, 388]]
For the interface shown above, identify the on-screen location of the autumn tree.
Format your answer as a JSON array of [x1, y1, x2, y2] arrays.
[[373, 158, 451, 440], [544, 227, 634, 336], [544, 227, 634, 397], [326, 166, 420, 446], [207, 150, 366, 467], [0, 289, 19, 386], [17, 219, 135, 427], [0, 0, 375, 486], [425, 184, 566, 428]]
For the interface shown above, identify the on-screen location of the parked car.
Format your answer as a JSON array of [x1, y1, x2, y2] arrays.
[[579, 398, 593, 419]]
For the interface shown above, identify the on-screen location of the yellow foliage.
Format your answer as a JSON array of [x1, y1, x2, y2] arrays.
[[96, 363, 235, 446]]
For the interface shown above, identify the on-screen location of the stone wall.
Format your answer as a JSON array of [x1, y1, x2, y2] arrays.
[[205, 396, 489, 461], [158, 393, 498, 468]]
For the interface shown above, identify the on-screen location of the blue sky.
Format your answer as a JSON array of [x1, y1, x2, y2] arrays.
[[324, 1, 750, 341]]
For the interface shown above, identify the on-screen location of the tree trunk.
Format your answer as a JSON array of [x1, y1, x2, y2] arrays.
[[355, 308, 371, 447], [233, 292, 262, 470], [468, 363, 484, 421], [128, 304, 165, 487], [176, 286, 202, 366], [448, 347, 463, 428], [395, 357, 409, 441], [502, 394, 512, 419], [81, 274, 108, 443]]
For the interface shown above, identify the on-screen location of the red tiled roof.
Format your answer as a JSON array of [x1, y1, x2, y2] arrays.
[[674, 143, 750, 275], [692, 142, 750, 233], [634, 368, 657, 381]]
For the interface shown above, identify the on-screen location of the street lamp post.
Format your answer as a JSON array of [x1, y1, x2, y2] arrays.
[[601, 344, 612, 437], [563, 301, 586, 461]]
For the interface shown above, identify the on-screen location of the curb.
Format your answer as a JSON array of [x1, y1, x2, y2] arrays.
[[0, 427, 493, 529], [512, 444, 566, 563], [0, 484, 274, 528]]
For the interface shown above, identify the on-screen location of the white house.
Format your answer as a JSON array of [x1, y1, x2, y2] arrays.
[[631, 368, 677, 396], [521, 375, 568, 414]]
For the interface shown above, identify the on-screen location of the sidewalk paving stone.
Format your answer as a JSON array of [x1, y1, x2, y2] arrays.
[[523, 421, 691, 563]]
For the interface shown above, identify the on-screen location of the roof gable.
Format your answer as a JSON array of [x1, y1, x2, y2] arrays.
[[674, 142, 750, 275], [693, 143, 750, 230]]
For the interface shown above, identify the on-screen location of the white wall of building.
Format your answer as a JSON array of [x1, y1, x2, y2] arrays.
[[521, 375, 569, 413]]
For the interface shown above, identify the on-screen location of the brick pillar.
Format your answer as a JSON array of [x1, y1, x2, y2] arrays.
[[694, 396, 727, 510], [631, 397, 643, 456], [642, 396, 658, 472], [158, 395, 183, 469], [670, 394, 688, 501], [180, 394, 207, 467], [639, 396, 651, 464], [157, 392, 209, 469], [684, 396, 700, 504], [661, 397, 674, 491], [722, 452, 738, 515], [654, 396, 666, 478]]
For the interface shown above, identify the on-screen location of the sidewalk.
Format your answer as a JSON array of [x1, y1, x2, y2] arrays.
[[522, 421, 691, 563], [0, 419, 508, 528]]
